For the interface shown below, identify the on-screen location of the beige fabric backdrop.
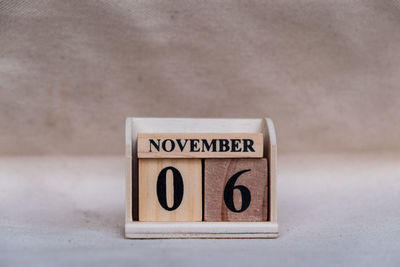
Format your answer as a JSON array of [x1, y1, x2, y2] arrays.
[[1, 0, 400, 155]]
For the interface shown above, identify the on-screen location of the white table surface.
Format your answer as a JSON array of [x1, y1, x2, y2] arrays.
[[1, 153, 399, 266]]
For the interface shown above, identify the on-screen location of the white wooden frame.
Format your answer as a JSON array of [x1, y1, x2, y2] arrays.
[[125, 118, 278, 239]]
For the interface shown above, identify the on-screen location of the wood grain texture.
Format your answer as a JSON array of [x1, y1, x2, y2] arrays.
[[137, 133, 263, 158], [139, 159, 202, 222], [204, 158, 268, 222]]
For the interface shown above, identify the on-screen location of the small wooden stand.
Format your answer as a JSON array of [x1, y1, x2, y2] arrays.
[[125, 118, 278, 239]]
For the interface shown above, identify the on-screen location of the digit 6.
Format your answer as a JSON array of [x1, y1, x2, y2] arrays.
[[223, 169, 251, 212]]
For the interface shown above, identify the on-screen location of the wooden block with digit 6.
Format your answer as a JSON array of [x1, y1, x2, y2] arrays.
[[204, 158, 268, 222], [139, 158, 202, 222]]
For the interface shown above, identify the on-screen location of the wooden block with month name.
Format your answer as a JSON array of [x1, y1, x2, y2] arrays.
[[139, 159, 202, 222], [137, 133, 263, 158], [204, 158, 268, 222]]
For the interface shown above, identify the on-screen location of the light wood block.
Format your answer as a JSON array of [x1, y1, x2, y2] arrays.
[[204, 158, 268, 222], [137, 133, 263, 158], [139, 159, 202, 222]]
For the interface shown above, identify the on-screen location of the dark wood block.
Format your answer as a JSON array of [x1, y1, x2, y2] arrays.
[[204, 158, 268, 222]]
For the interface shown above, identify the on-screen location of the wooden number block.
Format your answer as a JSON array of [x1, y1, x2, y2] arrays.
[[204, 158, 268, 222], [139, 159, 202, 222]]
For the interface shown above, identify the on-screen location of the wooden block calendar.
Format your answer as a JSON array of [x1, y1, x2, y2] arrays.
[[126, 118, 278, 239]]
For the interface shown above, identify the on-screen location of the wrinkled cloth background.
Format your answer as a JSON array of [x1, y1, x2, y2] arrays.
[[1, 1, 400, 266], [1, 0, 400, 155]]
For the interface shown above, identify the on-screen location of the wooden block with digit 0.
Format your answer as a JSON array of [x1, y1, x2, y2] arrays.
[[138, 158, 202, 222], [204, 158, 268, 222]]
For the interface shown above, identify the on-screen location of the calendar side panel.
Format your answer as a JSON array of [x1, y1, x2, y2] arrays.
[[125, 118, 133, 224], [263, 118, 277, 222]]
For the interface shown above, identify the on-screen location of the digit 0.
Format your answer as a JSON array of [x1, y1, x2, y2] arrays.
[[156, 166, 184, 211], [223, 169, 252, 212]]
